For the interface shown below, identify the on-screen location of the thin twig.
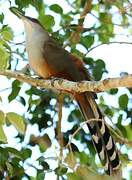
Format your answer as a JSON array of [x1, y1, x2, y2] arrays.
[[70, 0, 92, 43], [10, 41, 25, 46], [0, 87, 11, 92], [66, 118, 102, 148], [65, 117, 132, 149], [80, 0, 92, 19], [86, 41, 132, 55], [57, 94, 64, 163]]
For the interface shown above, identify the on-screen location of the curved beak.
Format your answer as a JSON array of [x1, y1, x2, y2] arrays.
[[10, 7, 25, 19]]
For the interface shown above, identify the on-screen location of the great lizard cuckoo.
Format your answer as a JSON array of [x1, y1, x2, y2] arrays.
[[11, 8, 121, 175]]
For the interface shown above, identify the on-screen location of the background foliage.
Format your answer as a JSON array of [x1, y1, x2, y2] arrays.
[[0, 0, 132, 179]]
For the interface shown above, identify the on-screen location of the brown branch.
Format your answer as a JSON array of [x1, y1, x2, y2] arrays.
[[80, 0, 92, 19], [57, 94, 64, 163], [0, 70, 132, 93], [70, 0, 93, 43], [66, 118, 103, 148], [1, 70, 132, 148]]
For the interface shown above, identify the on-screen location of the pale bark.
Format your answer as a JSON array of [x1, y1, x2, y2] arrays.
[[0, 70, 132, 93]]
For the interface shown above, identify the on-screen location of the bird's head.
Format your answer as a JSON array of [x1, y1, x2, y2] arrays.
[[10, 7, 48, 37]]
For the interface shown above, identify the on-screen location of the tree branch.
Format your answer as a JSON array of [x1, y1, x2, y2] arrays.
[[0, 70, 132, 93], [86, 41, 132, 55], [70, 0, 92, 44], [65, 118, 132, 148], [57, 94, 64, 163]]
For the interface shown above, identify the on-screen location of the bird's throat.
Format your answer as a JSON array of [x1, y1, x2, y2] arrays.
[[24, 22, 50, 77]]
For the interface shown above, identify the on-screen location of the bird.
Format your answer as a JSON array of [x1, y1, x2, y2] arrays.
[[11, 8, 121, 175]]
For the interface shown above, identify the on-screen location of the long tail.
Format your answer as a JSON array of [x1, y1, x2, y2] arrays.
[[76, 92, 121, 175]]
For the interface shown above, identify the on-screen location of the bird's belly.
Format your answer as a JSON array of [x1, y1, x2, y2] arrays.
[[27, 44, 52, 78], [29, 57, 52, 78]]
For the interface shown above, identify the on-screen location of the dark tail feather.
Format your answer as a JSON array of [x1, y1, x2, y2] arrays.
[[76, 92, 121, 175]]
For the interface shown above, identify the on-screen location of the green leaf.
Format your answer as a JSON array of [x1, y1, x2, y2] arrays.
[[37, 157, 50, 170], [0, 13, 4, 24], [6, 112, 26, 134], [0, 45, 10, 70], [96, 59, 105, 69], [81, 35, 94, 49], [76, 166, 114, 180], [67, 173, 81, 180], [1, 26, 13, 41], [39, 14, 55, 31], [0, 125, 7, 143], [6, 162, 14, 177], [120, 153, 129, 164], [65, 152, 76, 169], [37, 172, 45, 180], [19, 96, 26, 106], [0, 110, 5, 125], [8, 80, 21, 102], [12, 157, 21, 166], [31, 0, 44, 12], [30, 134, 51, 152], [108, 88, 118, 95], [6, 147, 22, 159], [117, 114, 127, 137], [11, 165, 24, 178], [15, 0, 30, 9], [29, 177, 36, 180], [83, 57, 94, 66], [104, 107, 114, 117], [0, 147, 9, 167], [41, 161, 49, 170], [68, 109, 82, 122], [125, 125, 132, 140], [50, 4, 63, 14], [21, 148, 32, 160], [76, 152, 89, 165], [99, 12, 112, 24], [55, 166, 68, 176], [61, 14, 72, 24], [40, 134, 51, 152], [93, 59, 106, 80], [122, 14, 129, 26], [98, 24, 114, 43], [118, 94, 128, 109]]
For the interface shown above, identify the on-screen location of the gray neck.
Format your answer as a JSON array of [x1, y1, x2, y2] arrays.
[[23, 21, 49, 46], [23, 19, 50, 77]]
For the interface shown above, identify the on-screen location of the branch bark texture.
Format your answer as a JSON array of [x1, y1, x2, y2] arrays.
[[0, 70, 132, 93]]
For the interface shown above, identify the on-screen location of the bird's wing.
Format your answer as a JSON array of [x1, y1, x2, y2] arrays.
[[43, 39, 90, 81]]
